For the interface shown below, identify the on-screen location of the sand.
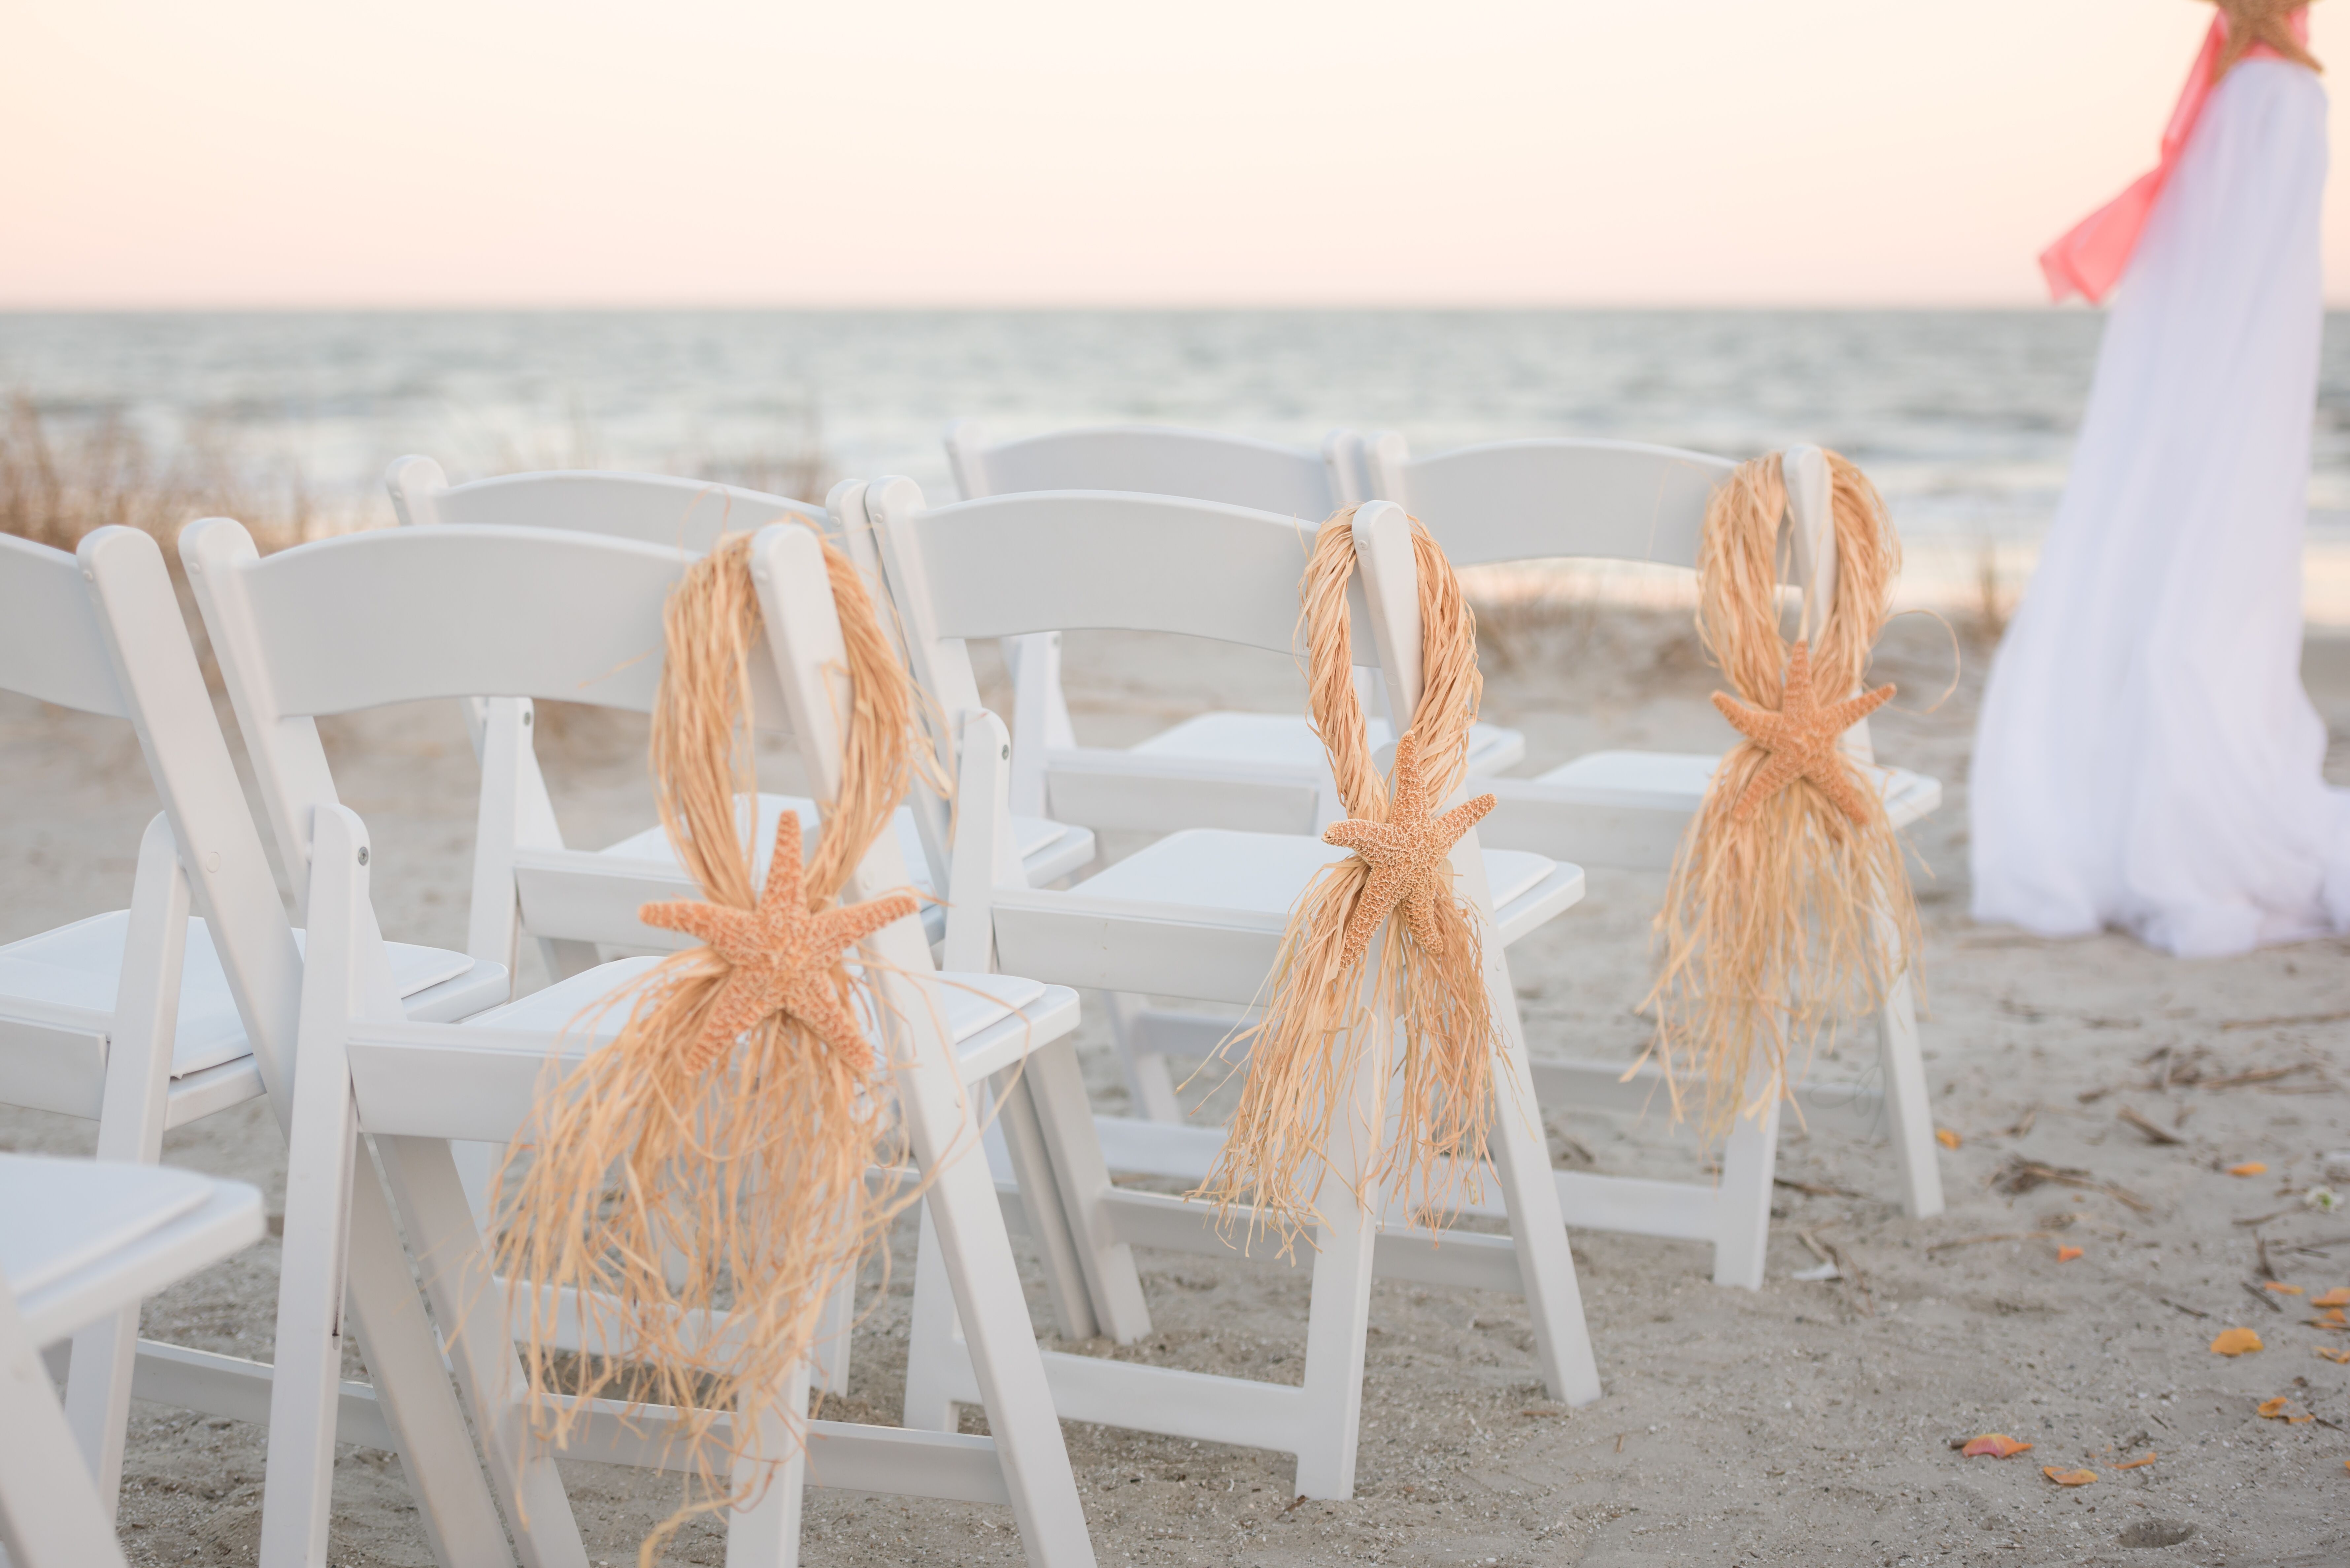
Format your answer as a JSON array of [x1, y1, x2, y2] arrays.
[[4, 605, 2349, 1567]]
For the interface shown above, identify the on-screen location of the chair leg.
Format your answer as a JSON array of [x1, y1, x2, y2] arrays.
[[0, 1289, 129, 1568], [267, 807, 515, 1568], [1104, 993, 1184, 1124], [376, 1135, 588, 1568], [721, 1362, 809, 1568], [918, 1140, 1095, 1568], [1291, 996, 1390, 1502], [988, 1069, 1098, 1341], [1015, 1040, 1152, 1343], [900, 1207, 963, 1435], [1711, 1072, 1783, 1291], [1482, 952, 1602, 1402], [1876, 965, 1944, 1219], [65, 814, 189, 1515], [810, 1266, 857, 1400]]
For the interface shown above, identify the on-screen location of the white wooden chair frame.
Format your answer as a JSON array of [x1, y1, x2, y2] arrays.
[[0, 1155, 266, 1568], [1358, 435, 1946, 1279], [183, 514, 1100, 1568], [383, 456, 1109, 1364], [0, 529, 515, 1550], [848, 477, 1600, 1500], [941, 432, 1946, 1287]]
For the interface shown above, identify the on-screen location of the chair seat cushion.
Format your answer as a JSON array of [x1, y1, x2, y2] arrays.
[[0, 912, 478, 1079], [1131, 711, 1524, 776], [598, 793, 1093, 890], [1534, 749, 1942, 828], [1070, 829, 1555, 917]]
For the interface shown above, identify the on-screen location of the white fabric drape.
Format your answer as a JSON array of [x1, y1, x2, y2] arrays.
[[1970, 57, 2350, 957]]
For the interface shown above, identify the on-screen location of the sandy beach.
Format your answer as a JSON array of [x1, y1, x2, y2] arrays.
[[6, 604, 2348, 1567]]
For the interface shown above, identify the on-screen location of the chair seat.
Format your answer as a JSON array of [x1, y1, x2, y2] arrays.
[[1073, 828, 1559, 919], [989, 829, 1582, 1005], [1533, 750, 1943, 829], [598, 793, 1097, 893], [0, 1153, 264, 1347], [0, 913, 508, 1122], [1132, 711, 1526, 778], [344, 958, 1082, 1142]]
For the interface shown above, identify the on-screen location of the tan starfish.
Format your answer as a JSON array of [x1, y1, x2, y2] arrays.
[[1711, 641, 1895, 827], [638, 811, 918, 1073], [1322, 730, 1495, 968], [2209, 0, 2322, 76]]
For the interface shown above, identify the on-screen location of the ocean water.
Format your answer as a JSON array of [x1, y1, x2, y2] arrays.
[[8, 309, 2350, 618]]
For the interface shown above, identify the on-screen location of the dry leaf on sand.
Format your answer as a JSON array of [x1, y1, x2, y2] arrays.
[[2056, 1245, 2084, 1262], [2265, 1281, 2305, 1295], [2316, 1347, 2350, 1364], [1936, 1128, 1961, 1150], [2210, 1327, 2265, 1355], [2229, 1162, 2269, 1177], [2312, 1288, 2350, 1307], [2257, 1396, 2313, 1424], [2311, 1308, 2350, 1329], [2114, 1453, 2157, 1470], [1961, 1434, 2032, 1458], [2042, 1467, 2096, 1486]]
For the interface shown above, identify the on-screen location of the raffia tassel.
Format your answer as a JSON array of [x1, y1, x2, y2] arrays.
[[1642, 451, 1924, 1146], [488, 532, 941, 1567], [1195, 510, 1502, 1248]]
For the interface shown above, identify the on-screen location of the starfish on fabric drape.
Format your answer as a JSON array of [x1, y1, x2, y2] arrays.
[[1322, 729, 1496, 968], [2210, 0, 2323, 76], [638, 810, 918, 1073], [1711, 640, 1896, 827]]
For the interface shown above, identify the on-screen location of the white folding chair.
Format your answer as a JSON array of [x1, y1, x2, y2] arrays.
[[846, 477, 1600, 1501], [385, 457, 1095, 987], [181, 513, 1101, 1568], [943, 422, 1526, 829], [0, 530, 518, 1549], [943, 424, 1527, 1122], [1362, 435, 1948, 1280], [0, 1154, 265, 1568]]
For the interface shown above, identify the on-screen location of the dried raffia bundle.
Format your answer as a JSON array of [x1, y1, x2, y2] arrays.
[[1196, 509, 1502, 1246], [489, 532, 936, 1563], [1644, 451, 1921, 1144]]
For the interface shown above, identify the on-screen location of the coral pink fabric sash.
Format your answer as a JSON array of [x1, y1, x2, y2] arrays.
[[2040, 10, 2310, 304]]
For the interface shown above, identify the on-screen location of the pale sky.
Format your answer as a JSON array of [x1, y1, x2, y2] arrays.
[[5, 0, 2349, 307]]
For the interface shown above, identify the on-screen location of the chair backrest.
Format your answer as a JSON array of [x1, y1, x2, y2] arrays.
[[386, 457, 822, 555], [945, 422, 1366, 515], [0, 534, 131, 719], [854, 480, 1386, 727], [1363, 434, 1741, 571], [181, 520, 809, 910], [1363, 434, 1838, 611]]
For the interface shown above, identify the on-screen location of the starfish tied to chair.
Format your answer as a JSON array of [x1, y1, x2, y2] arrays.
[[638, 811, 919, 1073], [1322, 730, 1495, 968], [2209, 0, 2322, 77], [1710, 640, 1895, 827]]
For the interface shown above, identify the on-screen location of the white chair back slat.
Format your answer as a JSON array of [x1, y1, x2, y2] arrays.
[[1365, 434, 1741, 572], [0, 534, 129, 718], [188, 523, 713, 718], [388, 457, 820, 553], [880, 487, 1378, 660], [947, 422, 1354, 515]]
